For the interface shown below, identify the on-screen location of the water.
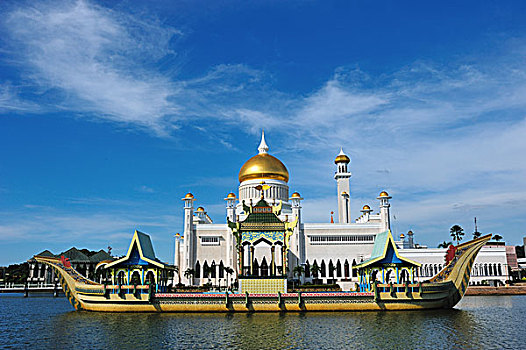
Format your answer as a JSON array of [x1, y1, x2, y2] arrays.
[[1, 294, 525, 349]]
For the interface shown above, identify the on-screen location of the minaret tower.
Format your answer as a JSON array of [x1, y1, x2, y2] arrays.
[[182, 192, 195, 283], [377, 191, 392, 231], [225, 192, 237, 271], [334, 148, 351, 223], [290, 192, 305, 278]]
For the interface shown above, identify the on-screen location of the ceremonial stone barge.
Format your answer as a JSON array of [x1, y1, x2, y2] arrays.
[[32, 216, 491, 312]]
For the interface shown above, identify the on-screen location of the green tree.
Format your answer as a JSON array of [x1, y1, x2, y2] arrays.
[[493, 234, 503, 242], [292, 265, 304, 290], [450, 225, 464, 245], [310, 262, 321, 279], [184, 268, 195, 285], [473, 231, 482, 239], [329, 265, 338, 284], [438, 241, 452, 248], [224, 267, 234, 289]]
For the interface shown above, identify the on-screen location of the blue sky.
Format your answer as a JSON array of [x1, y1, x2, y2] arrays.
[[1, 0, 526, 265]]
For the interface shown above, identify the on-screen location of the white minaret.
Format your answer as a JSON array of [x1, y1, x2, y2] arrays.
[[225, 192, 237, 271], [290, 192, 304, 281], [377, 191, 392, 231], [182, 192, 195, 284], [334, 148, 351, 223], [174, 233, 181, 284]]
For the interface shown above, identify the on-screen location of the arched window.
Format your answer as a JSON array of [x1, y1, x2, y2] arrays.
[[344, 260, 350, 278], [260, 257, 269, 277], [203, 261, 209, 278], [352, 259, 358, 278], [493, 264, 498, 276], [312, 260, 319, 278], [328, 260, 335, 278], [305, 261, 311, 278], [498, 264, 502, 276], [211, 261, 217, 278], [195, 261, 201, 278], [484, 264, 489, 276], [336, 260, 342, 278], [320, 260, 326, 278], [219, 261, 225, 278], [252, 259, 259, 277]]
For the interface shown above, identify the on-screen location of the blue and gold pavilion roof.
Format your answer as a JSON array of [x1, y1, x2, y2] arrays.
[[105, 230, 171, 269], [354, 230, 421, 269]]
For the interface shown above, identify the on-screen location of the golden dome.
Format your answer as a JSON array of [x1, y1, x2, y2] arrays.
[[400, 233, 406, 239], [184, 192, 194, 199], [362, 205, 371, 211], [379, 191, 389, 197], [238, 153, 289, 183], [226, 192, 236, 199], [334, 154, 350, 164], [291, 192, 301, 198], [196, 206, 205, 212]]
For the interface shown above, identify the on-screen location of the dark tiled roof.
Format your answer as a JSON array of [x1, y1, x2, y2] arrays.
[[89, 250, 114, 263], [60, 247, 90, 263], [36, 250, 56, 257]]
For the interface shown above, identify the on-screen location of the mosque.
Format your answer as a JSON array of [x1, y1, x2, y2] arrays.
[[175, 132, 510, 290]]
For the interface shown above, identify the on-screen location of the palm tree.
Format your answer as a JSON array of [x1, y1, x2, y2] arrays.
[[493, 234, 503, 242], [202, 265, 211, 285], [173, 266, 180, 285], [184, 268, 195, 285], [329, 265, 337, 285], [310, 263, 321, 283], [473, 231, 482, 239], [437, 241, 452, 248], [224, 267, 234, 290], [450, 225, 464, 245], [292, 266, 304, 290]]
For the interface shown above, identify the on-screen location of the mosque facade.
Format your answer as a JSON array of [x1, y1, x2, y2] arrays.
[[175, 133, 510, 289]]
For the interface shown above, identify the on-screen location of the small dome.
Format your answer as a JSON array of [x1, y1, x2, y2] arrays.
[[196, 207, 205, 212], [379, 191, 389, 197], [184, 192, 194, 199], [334, 148, 350, 164], [291, 192, 301, 198], [341, 191, 349, 196], [400, 233, 406, 239], [226, 192, 236, 199], [362, 204, 371, 211]]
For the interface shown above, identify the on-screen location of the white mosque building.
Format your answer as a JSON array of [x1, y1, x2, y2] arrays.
[[174, 132, 510, 289]]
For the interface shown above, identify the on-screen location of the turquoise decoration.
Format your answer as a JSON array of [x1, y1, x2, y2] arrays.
[[241, 231, 284, 243]]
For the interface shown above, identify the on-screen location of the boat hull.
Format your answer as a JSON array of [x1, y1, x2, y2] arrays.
[[33, 234, 491, 313]]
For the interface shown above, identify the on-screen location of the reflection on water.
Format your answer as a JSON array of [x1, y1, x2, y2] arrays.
[[1, 294, 525, 349]]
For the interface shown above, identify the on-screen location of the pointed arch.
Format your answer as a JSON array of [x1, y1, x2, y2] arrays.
[[344, 259, 350, 278], [336, 260, 342, 278], [328, 260, 334, 278], [351, 259, 357, 278], [305, 260, 311, 278], [253, 258, 259, 276], [260, 257, 269, 277], [195, 261, 201, 278], [203, 261, 209, 278], [219, 261, 224, 279], [211, 261, 217, 278], [320, 260, 326, 278]]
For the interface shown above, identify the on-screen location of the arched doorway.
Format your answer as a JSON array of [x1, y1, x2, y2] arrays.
[[146, 271, 155, 284], [130, 271, 141, 285]]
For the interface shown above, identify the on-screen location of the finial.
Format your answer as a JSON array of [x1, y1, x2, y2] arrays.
[[338, 147, 345, 156], [258, 130, 269, 154]]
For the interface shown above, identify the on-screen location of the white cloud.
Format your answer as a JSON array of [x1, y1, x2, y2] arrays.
[[4, 0, 179, 131]]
